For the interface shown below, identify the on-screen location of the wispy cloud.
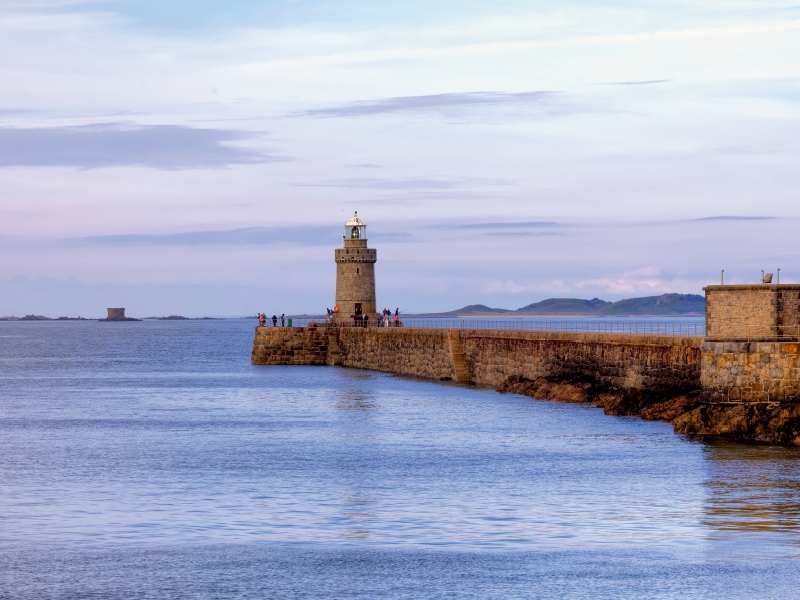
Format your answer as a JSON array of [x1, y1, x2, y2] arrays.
[[0, 108, 36, 115], [65, 226, 338, 247], [459, 221, 563, 229], [293, 177, 512, 190], [0, 123, 283, 169], [693, 216, 775, 221], [484, 277, 579, 295], [603, 79, 672, 86], [486, 231, 561, 237], [63, 226, 413, 247], [370, 232, 413, 242], [575, 266, 664, 294], [293, 91, 573, 119]]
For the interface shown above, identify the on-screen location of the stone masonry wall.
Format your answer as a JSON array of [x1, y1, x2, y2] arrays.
[[337, 328, 456, 380], [251, 326, 328, 365], [460, 331, 702, 393], [701, 341, 800, 402], [777, 289, 800, 334], [705, 285, 776, 339], [252, 327, 702, 395]]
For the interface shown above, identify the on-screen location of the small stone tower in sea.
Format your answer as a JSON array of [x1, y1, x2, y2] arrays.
[[334, 212, 378, 321]]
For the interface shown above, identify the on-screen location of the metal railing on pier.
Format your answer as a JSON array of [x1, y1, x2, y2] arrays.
[[400, 319, 706, 337], [744, 325, 800, 343], [267, 317, 707, 337]]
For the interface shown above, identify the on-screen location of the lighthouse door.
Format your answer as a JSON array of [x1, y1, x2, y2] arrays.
[[355, 303, 362, 315]]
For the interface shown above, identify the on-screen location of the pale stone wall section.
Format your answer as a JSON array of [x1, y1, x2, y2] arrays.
[[705, 285, 776, 339], [701, 341, 800, 402], [704, 285, 800, 339]]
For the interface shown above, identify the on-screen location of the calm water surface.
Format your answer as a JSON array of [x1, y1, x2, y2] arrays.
[[1, 320, 799, 598]]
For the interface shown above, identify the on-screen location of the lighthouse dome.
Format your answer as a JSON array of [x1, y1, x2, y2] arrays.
[[346, 212, 365, 227], [344, 211, 367, 240]]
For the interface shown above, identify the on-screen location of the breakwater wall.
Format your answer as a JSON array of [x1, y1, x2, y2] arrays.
[[252, 327, 701, 389], [252, 326, 800, 444]]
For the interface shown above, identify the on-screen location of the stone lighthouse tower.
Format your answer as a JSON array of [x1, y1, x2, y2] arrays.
[[334, 212, 378, 322]]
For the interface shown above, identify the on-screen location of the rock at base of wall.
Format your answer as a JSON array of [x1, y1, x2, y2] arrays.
[[672, 403, 800, 445], [497, 375, 591, 404], [498, 374, 800, 445]]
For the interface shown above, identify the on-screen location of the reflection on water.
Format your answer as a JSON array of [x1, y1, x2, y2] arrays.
[[336, 389, 376, 412], [342, 494, 377, 540], [702, 441, 800, 538]]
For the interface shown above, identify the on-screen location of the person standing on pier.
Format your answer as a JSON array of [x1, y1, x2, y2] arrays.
[[272, 314, 277, 327], [281, 314, 285, 327]]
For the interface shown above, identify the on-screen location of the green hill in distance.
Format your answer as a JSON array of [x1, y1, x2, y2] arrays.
[[596, 294, 704, 316], [515, 297, 611, 315], [447, 304, 509, 315], [412, 293, 704, 317]]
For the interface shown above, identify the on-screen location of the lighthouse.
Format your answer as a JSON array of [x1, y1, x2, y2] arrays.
[[333, 212, 378, 322]]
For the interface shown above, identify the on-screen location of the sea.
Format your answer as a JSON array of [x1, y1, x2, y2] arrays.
[[1, 319, 799, 599]]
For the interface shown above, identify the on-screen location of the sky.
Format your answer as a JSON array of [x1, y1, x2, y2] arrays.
[[1, 0, 799, 317]]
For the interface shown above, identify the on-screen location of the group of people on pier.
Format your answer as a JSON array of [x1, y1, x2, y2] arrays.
[[325, 307, 401, 327], [257, 308, 400, 328], [258, 313, 284, 327]]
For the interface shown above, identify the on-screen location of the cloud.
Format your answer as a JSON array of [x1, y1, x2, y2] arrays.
[[485, 277, 578, 294], [575, 267, 664, 294], [369, 232, 413, 242], [293, 91, 570, 118], [459, 221, 563, 229], [486, 231, 561, 237], [693, 216, 775, 221], [293, 177, 512, 190], [65, 226, 339, 247], [603, 80, 672, 86], [485, 279, 542, 294], [63, 226, 413, 247], [0, 123, 282, 169]]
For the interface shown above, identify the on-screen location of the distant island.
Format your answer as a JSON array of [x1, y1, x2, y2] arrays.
[[145, 315, 188, 320], [144, 316, 222, 320], [411, 293, 705, 317]]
